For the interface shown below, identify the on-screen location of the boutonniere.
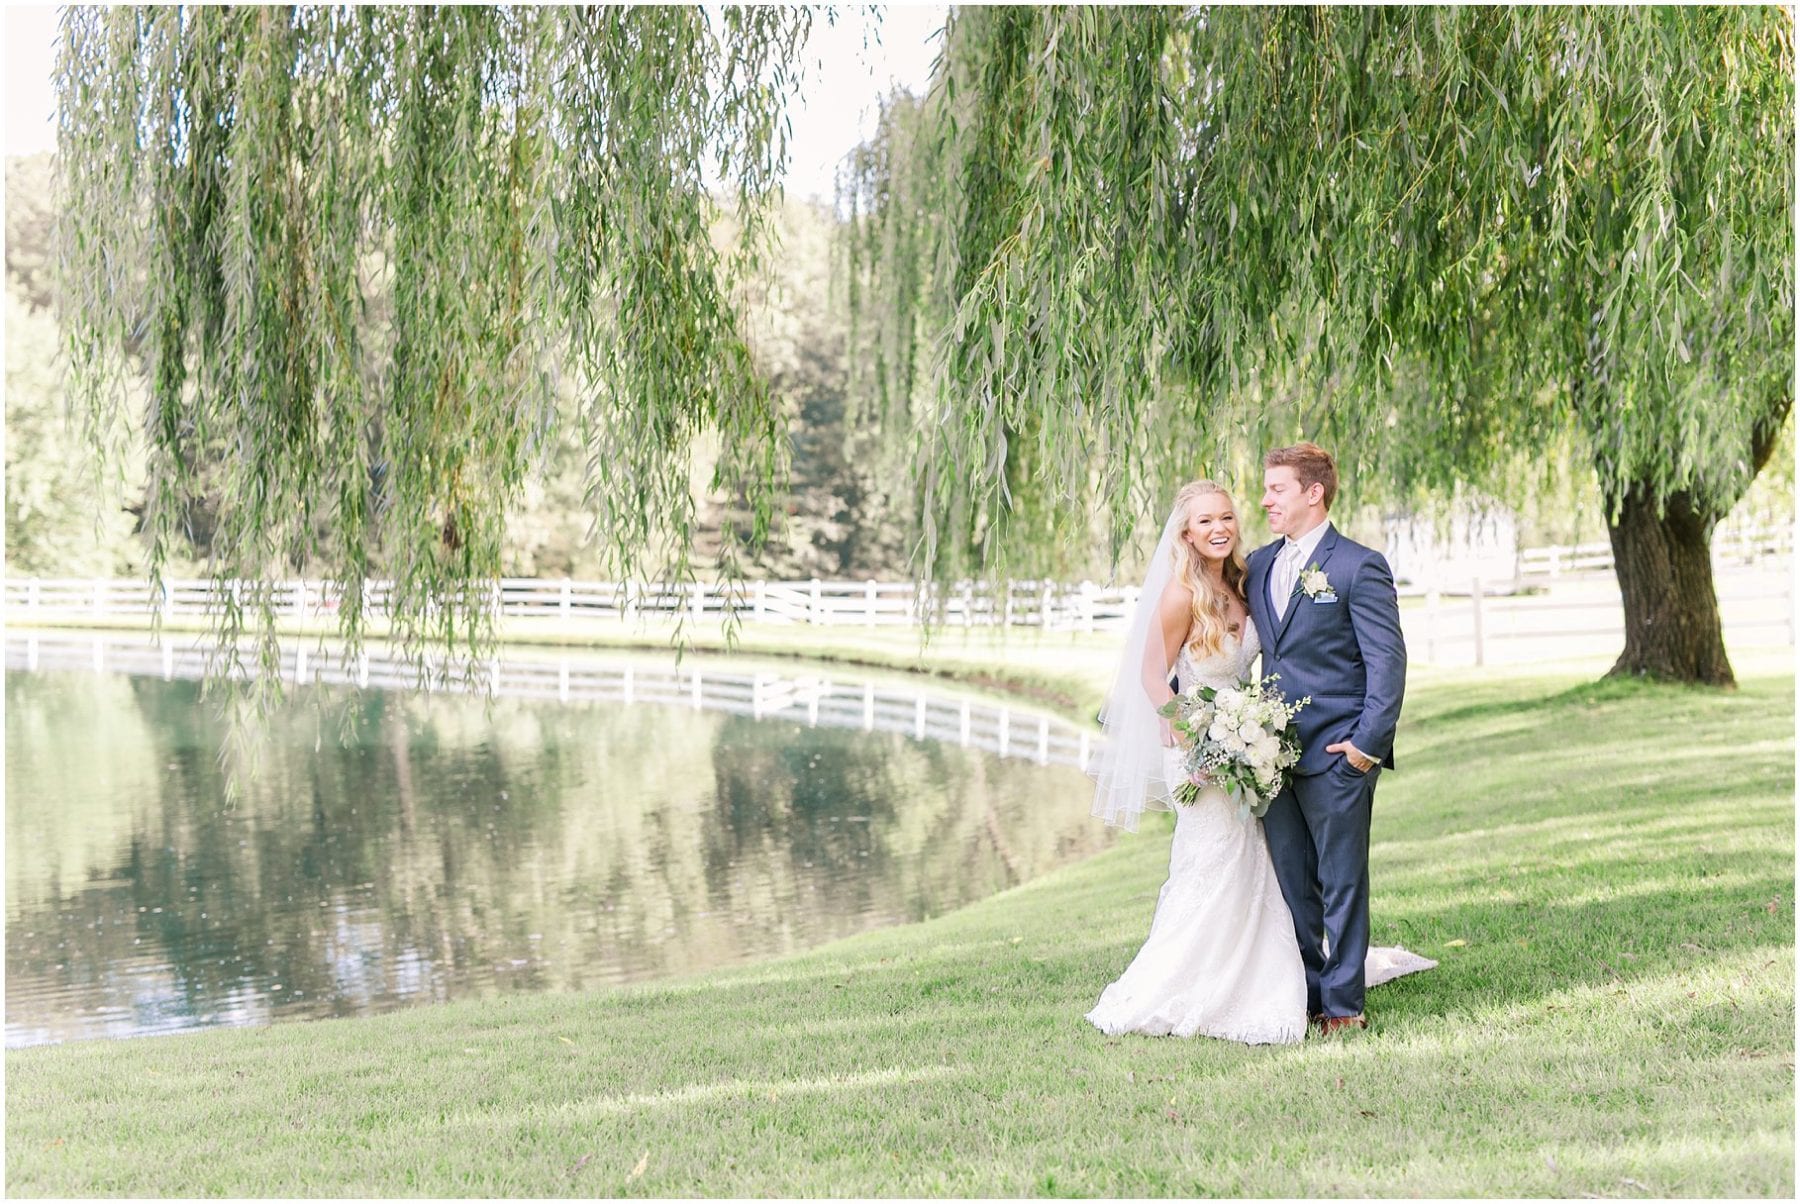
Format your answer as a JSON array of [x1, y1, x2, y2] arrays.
[[1295, 564, 1336, 601]]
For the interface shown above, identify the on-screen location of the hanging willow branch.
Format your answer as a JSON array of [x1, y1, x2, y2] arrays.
[[860, 6, 1793, 553], [842, 5, 1792, 681], [55, 4, 816, 711]]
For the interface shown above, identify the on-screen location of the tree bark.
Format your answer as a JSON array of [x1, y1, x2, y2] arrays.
[[1599, 392, 1790, 688], [1605, 484, 1735, 686]]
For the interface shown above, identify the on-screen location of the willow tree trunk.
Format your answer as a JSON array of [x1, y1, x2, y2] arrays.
[[1605, 484, 1735, 686]]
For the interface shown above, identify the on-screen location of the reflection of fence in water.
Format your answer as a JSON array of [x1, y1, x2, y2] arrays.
[[6, 634, 1097, 773]]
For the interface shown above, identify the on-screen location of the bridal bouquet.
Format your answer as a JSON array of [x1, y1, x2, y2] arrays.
[[1158, 675, 1309, 819]]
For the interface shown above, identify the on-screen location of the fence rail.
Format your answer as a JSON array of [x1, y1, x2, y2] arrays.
[[6, 536, 1790, 668], [3, 575, 1145, 632], [8, 523, 1787, 629], [1516, 523, 1792, 582]]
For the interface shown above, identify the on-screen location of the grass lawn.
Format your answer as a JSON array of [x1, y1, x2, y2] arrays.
[[5, 659, 1793, 1197]]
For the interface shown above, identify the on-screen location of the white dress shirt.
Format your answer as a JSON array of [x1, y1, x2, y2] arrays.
[[1270, 519, 1332, 621]]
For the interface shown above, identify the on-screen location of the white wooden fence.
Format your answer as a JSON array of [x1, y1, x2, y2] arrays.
[[1, 575, 1141, 632], [1516, 523, 1793, 582], [1401, 567, 1792, 667], [4, 632, 1098, 772], [5, 527, 1790, 668]]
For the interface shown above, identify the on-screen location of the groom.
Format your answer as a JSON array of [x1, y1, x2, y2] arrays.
[[1245, 443, 1407, 1035]]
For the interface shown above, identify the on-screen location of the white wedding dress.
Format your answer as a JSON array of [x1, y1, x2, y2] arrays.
[[1085, 625, 1434, 1045]]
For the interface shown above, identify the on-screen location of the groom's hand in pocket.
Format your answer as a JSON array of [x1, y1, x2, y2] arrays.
[[1325, 740, 1376, 773]]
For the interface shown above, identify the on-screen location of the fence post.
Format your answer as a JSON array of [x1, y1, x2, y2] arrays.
[[810, 577, 822, 625], [92, 579, 105, 620], [1041, 583, 1053, 629], [1080, 581, 1095, 634], [1787, 572, 1795, 646], [1471, 576, 1486, 667], [692, 581, 705, 622], [1425, 586, 1440, 665], [753, 581, 766, 624], [561, 578, 572, 621], [29, 577, 40, 614], [865, 579, 877, 628]]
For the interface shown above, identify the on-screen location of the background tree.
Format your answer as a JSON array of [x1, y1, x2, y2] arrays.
[[842, 6, 1793, 685], [6, 154, 147, 576], [12, 147, 910, 586], [481, 196, 916, 583]]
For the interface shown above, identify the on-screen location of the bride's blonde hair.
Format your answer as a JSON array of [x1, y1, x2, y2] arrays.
[[1168, 479, 1249, 659]]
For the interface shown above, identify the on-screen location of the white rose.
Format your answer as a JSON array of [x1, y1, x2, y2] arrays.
[[1214, 687, 1243, 711], [1237, 720, 1262, 744], [1207, 716, 1232, 743], [1270, 711, 1288, 732], [1223, 734, 1247, 755]]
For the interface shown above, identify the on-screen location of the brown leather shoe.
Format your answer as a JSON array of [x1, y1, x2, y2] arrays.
[[1317, 1014, 1368, 1036]]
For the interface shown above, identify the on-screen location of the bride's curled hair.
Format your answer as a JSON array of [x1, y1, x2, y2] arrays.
[[1168, 479, 1249, 660]]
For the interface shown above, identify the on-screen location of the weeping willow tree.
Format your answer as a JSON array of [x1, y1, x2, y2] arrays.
[[55, 5, 814, 704], [842, 6, 1793, 685]]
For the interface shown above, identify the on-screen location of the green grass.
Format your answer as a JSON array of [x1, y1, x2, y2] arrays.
[[6, 665, 1793, 1197]]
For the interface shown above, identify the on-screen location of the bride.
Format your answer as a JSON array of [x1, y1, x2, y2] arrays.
[[1085, 480, 1430, 1044]]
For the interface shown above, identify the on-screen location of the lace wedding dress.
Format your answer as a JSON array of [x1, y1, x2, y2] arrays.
[[1085, 624, 1434, 1045]]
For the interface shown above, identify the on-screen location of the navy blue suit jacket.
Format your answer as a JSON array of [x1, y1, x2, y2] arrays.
[[1245, 525, 1407, 776]]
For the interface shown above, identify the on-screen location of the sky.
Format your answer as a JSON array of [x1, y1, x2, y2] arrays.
[[3, 4, 945, 201]]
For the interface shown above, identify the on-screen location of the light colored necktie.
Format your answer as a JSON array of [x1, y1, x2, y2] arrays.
[[1272, 542, 1302, 621]]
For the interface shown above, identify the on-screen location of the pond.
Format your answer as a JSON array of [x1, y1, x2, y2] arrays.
[[5, 633, 1110, 1047]]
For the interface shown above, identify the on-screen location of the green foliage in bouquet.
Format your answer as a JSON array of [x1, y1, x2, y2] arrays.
[[1158, 675, 1309, 820]]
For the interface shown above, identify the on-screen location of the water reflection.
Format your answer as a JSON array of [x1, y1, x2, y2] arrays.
[[5, 636, 1110, 1046]]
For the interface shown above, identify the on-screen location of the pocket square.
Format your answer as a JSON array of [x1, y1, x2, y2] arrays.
[[1311, 592, 1339, 604]]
